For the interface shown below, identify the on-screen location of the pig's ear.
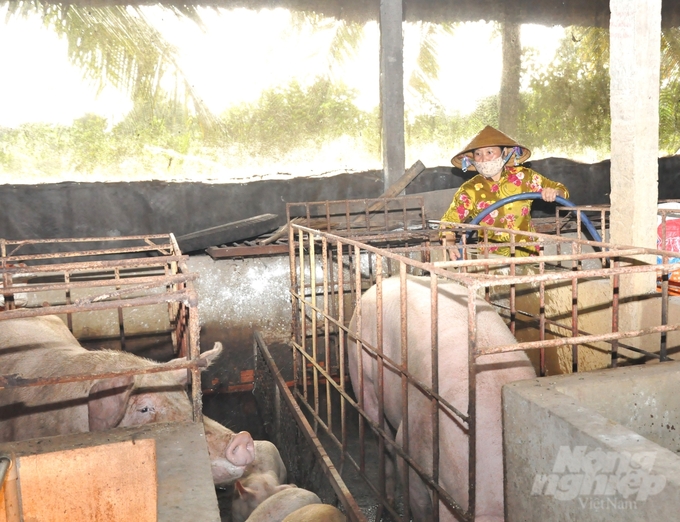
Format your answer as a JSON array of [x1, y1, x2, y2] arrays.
[[200, 342, 223, 367], [168, 342, 223, 368], [234, 480, 252, 499], [88, 375, 134, 431], [165, 342, 224, 386]]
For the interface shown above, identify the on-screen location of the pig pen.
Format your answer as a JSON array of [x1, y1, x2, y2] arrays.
[[245, 198, 680, 522], [0, 235, 221, 521]]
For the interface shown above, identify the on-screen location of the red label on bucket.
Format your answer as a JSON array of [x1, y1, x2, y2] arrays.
[[658, 219, 680, 252]]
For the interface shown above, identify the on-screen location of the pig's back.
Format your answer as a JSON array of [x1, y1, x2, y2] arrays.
[[245, 488, 321, 522]]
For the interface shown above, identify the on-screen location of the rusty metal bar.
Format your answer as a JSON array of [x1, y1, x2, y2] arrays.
[[478, 322, 680, 356], [466, 284, 477, 522], [611, 258, 620, 367], [353, 243, 366, 476], [189, 294, 202, 423], [0, 273, 196, 300], [0, 357, 208, 390], [571, 276, 579, 373], [2, 242, 174, 262], [322, 236, 333, 434], [538, 249, 546, 376], [115, 266, 126, 352], [310, 233, 320, 430], [0, 258, 188, 277], [299, 228, 308, 402], [288, 219, 301, 393], [0, 290, 195, 321], [337, 241, 348, 472], [397, 264, 410, 522], [430, 272, 441, 522], [375, 259, 387, 519]]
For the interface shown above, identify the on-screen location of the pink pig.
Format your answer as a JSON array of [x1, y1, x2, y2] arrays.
[[0, 315, 255, 485], [348, 275, 536, 521]]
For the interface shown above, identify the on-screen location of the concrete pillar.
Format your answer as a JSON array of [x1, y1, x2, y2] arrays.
[[610, 0, 661, 285], [609, 0, 661, 357], [380, 0, 405, 191], [499, 13, 521, 138]]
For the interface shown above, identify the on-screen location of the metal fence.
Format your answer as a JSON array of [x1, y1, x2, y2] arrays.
[[0, 234, 206, 421], [277, 197, 680, 521]]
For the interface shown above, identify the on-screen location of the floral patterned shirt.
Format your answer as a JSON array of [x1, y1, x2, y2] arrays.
[[440, 165, 569, 256]]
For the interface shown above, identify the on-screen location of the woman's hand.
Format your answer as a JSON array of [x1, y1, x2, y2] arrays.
[[441, 231, 462, 260], [541, 187, 561, 202]]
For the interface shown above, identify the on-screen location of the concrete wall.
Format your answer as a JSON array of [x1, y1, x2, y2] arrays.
[[504, 362, 680, 521]]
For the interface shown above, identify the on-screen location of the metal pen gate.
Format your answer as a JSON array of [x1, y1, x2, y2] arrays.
[[0, 234, 206, 422], [271, 197, 680, 521]]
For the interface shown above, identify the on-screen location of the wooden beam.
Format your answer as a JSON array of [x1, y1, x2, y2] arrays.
[[176, 214, 279, 253], [206, 244, 290, 259], [349, 160, 426, 226]]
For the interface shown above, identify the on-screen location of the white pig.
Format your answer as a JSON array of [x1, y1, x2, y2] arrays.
[[348, 275, 536, 521], [0, 315, 255, 485], [281, 503, 347, 521], [232, 439, 291, 521], [244, 440, 288, 484], [232, 472, 296, 522], [245, 487, 321, 522]]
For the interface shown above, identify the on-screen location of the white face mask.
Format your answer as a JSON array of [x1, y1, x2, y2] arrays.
[[473, 155, 508, 178]]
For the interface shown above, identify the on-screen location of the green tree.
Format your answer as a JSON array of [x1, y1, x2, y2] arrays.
[[3, 1, 218, 135], [519, 27, 611, 156], [220, 78, 377, 156], [519, 25, 680, 157]]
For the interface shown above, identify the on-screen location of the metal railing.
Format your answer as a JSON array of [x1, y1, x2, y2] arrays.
[[0, 234, 205, 421], [285, 204, 680, 521]]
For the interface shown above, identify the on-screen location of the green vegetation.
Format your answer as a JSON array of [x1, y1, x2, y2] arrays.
[[3, 4, 680, 182]]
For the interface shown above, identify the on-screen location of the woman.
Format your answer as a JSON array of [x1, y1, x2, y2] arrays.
[[441, 125, 569, 257]]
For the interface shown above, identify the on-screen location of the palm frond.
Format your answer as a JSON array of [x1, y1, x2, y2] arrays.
[[3, 1, 219, 133]]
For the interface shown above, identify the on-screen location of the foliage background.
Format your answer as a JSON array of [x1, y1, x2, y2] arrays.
[[2, 5, 680, 183]]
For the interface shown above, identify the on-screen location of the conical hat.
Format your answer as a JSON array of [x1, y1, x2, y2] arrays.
[[450, 126, 531, 170]]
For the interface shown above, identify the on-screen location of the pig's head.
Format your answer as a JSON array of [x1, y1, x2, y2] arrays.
[[85, 342, 255, 485], [204, 416, 255, 485]]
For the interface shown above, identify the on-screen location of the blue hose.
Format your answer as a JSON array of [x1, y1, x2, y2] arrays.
[[466, 192, 602, 243]]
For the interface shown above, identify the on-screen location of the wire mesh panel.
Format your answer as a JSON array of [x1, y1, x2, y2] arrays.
[[284, 214, 680, 521]]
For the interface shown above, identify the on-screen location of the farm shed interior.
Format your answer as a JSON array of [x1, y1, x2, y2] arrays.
[[4, 0, 680, 521]]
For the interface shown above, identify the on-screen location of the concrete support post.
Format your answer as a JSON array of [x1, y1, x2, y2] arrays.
[[610, 0, 660, 276], [499, 14, 521, 138], [609, 0, 661, 357], [380, 0, 405, 192]]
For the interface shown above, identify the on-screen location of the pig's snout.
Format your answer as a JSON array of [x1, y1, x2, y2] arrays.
[[227, 430, 255, 467]]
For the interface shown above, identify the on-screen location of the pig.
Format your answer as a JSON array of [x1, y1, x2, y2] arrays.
[[245, 440, 288, 484], [232, 472, 296, 522], [244, 487, 321, 522], [0, 315, 255, 485], [232, 439, 291, 521], [281, 503, 347, 522], [348, 275, 537, 522]]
